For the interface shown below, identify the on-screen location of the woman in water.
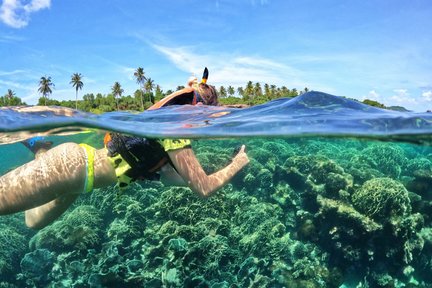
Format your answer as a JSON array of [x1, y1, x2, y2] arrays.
[[0, 80, 250, 229]]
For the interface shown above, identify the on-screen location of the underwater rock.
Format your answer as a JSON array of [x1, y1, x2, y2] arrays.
[[314, 195, 382, 265], [323, 172, 353, 198]]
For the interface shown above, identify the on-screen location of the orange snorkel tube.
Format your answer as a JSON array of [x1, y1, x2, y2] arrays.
[[201, 67, 208, 84]]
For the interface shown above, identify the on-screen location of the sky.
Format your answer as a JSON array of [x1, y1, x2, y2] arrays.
[[0, 0, 432, 111]]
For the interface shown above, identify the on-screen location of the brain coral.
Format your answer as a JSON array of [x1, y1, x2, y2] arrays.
[[357, 144, 406, 178], [352, 177, 411, 221]]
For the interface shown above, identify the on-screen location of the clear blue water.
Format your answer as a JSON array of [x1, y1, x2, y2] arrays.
[[2, 91, 432, 141], [1, 91, 432, 287]]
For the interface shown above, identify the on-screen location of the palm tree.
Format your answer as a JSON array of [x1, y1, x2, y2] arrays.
[[227, 86, 235, 97], [6, 89, 15, 100], [264, 83, 270, 97], [70, 73, 84, 110], [134, 67, 146, 110], [244, 81, 254, 100], [144, 78, 155, 103], [38, 76, 54, 105], [237, 87, 244, 98], [111, 82, 123, 111], [254, 82, 262, 97], [219, 86, 227, 98], [155, 84, 163, 101], [270, 85, 277, 99]]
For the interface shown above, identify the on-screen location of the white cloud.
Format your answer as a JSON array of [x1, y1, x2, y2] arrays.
[[0, 78, 30, 90], [0, 0, 50, 29], [422, 90, 432, 101], [0, 69, 25, 76], [152, 44, 302, 87], [390, 89, 417, 104], [363, 90, 379, 101], [393, 89, 408, 97], [122, 67, 136, 81]]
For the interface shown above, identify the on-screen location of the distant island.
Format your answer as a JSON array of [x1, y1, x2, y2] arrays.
[[1, 70, 410, 112]]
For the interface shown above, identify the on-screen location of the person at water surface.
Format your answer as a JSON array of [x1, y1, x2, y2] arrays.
[[0, 74, 250, 229]]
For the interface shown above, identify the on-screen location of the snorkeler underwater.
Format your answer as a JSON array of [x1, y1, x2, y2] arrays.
[[2, 0, 432, 286]]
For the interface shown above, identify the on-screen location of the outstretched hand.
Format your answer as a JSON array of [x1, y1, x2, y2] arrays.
[[233, 145, 249, 169]]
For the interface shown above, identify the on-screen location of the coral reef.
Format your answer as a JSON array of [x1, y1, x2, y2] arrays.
[[18, 249, 55, 286], [352, 177, 411, 220], [355, 144, 407, 179], [3, 138, 432, 287], [0, 214, 30, 281], [29, 205, 103, 252]]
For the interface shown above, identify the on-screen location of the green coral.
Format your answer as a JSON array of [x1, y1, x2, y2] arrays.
[[317, 195, 382, 233], [262, 140, 294, 162], [30, 205, 103, 252], [283, 154, 352, 199], [352, 177, 411, 221], [107, 195, 146, 245], [356, 144, 407, 178], [5, 138, 429, 287], [0, 224, 27, 276]]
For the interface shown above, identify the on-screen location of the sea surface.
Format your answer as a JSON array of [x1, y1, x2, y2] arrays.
[[1, 91, 432, 287]]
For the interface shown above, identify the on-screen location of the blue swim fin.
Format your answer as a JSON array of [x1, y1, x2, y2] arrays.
[[21, 136, 53, 154]]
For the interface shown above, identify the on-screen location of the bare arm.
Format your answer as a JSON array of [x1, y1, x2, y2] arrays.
[[167, 145, 249, 197]]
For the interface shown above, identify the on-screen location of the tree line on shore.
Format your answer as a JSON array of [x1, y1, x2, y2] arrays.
[[1, 68, 393, 112]]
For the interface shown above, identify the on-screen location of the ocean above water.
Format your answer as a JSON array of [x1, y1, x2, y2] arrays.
[[1, 91, 432, 287]]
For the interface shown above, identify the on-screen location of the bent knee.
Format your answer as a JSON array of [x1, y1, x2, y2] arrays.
[[25, 214, 42, 229]]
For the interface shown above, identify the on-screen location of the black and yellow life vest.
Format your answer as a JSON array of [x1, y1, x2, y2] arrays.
[[104, 133, 169, 187]]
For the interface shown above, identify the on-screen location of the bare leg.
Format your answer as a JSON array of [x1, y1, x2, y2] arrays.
[[0, 143, 88, 215], [23, 147, 117, 228], [25, 193, 79, 229]]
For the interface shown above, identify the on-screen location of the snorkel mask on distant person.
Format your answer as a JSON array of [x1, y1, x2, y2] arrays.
[[148, 67, 218, 110]]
